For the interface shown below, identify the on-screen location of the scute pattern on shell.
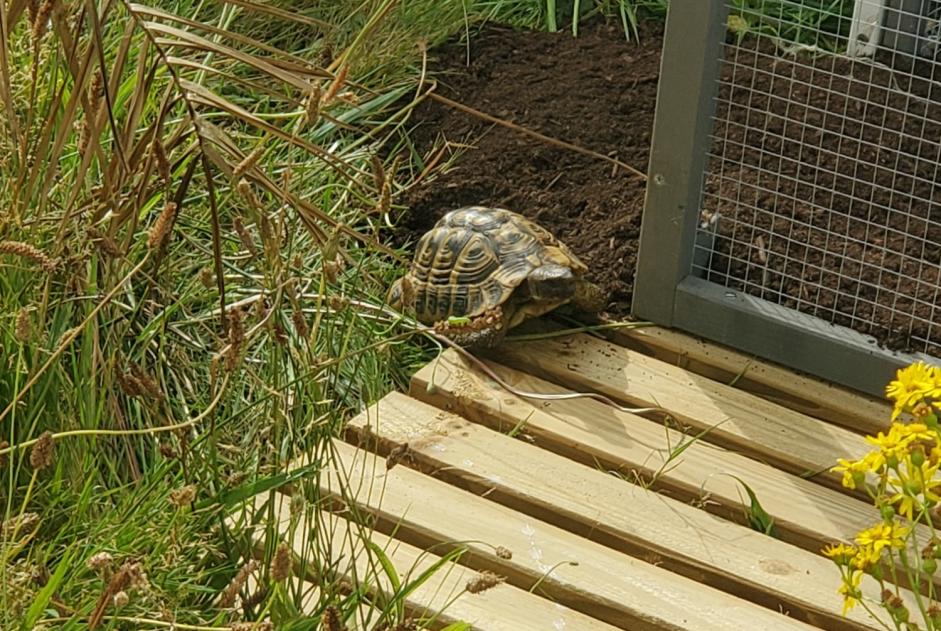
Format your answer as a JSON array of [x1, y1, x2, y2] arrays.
[[406, 206, 586, 324]]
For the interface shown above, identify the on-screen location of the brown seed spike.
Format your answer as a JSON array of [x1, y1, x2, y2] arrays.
[[14, 308, 31, 342], [0, 240, 58, 272], [233, 146, 264, 179], [232, 216, 258, 257], [86, 227, 123, 259], [465, 570, 504, 594], [291, 308, 309, 339], [153, 139, 171, 185], [168, 484, 196, 508], [304, 85, 322, 127], [147, 202, 178, 250], [219, 560, 256, 608], [270, 542, 291, 582], [323, 65, 348, 104], [321, 605, 346, 631], [31, 0, 55, 42], [29, 431, 54, 471]]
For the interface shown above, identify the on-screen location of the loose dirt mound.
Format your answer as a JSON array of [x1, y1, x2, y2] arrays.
[[399, 19, 662, 318]]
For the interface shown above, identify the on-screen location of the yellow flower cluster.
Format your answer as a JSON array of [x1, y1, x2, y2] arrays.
[[823, 523, 911, 614], [823, 362, 941, 621], [885, 361, 941, 420]]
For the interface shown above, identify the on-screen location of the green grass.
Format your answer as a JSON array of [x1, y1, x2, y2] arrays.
[[0, 0, 864, 628], [0, 1, 537, 628]]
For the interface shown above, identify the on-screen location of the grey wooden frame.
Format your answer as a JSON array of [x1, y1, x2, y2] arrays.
[[631, 0, 932, 397]]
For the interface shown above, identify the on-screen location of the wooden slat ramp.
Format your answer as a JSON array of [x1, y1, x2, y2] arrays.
[[254, 326, 910, 630]]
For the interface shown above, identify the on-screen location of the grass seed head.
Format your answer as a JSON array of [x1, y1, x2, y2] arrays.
[[324, 64, 348, 104], [270, 542, 291, 582], [147, 201, 178, 250], [86, 551, 114, 572], [237, 179, 261, 210], [31, 0, 55, 42], [220, 559, 256, 608], [2, 512, 39, 537], [304, 85, 322, 127], [370, 154, 386, 191], [27, 0, 39, 27], [385, 443, 409, 470], [116, 368, 144, 398], [465, 570, 504, 594], [199, 267, 215, 289], [232, 623, 272, 631], [153, 139, 171, 185], [30, 431, 54, 471], [289, 493, 305, 518], [225, 307, 245, 372], [169, 484, 196, 508], [14, 308, 31, 342], [322, 605, 346, 631], [86, 227, 123, 258], [129, 363, 160, 399], [291, 308, 309, 339], [88, 70, 104, 112], [233, 146, 264, 179], [0, 240, 58, 272]]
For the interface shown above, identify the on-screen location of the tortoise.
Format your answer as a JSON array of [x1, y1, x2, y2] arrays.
[[387, 206, 606, 348]]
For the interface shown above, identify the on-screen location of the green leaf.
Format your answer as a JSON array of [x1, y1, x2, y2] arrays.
[[202, 461, 321, 510], [728, 474, 776, 537], [23, 547, 73, 629]]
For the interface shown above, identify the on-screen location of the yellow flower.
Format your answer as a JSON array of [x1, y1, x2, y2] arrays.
[[855, 522, 910, 559], [832, 457, 870, 489], [887, 458, 941, 519], [822, 542, 857, 566], [886, 362, 941, 419], [895, 422, 937, 444], [838, 569, 863, 616]]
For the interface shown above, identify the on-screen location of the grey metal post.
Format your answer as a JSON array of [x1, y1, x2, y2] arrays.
[[632, 0, 729, 325]]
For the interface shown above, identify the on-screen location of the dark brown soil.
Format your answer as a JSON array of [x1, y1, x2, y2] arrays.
[[399, 18, 941, 356], [398, 19, 662, 318]]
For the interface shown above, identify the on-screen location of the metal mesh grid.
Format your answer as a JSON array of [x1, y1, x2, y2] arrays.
[[694, 0, 941, 357]]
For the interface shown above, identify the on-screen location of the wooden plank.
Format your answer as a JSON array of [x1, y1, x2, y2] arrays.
[[347, 390, 900, 631], [411, 350, 888, 554], [487, 332, 872, 493], [607, 324, 891, 435], [231, 493, 621, 631], [313, 437, 821, 631]]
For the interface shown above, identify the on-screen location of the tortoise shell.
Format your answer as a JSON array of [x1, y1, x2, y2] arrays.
[[404, 206, 587, 325]]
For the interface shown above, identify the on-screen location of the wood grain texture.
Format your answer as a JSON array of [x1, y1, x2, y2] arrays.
[[348, 390, 901, 631], [231, 492, 621, 631], [608, 324, 892, 435], [311, 436, 820, 631], [411, 350, 892, 554], [488, 332, 874, 493]]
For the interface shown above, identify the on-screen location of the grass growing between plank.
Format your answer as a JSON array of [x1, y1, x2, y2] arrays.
[[0, 1, 569, 628]]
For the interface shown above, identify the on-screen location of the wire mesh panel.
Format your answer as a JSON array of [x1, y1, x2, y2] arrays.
[[695, 0, 941, 361]]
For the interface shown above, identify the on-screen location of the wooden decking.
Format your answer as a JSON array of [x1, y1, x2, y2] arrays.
[[248, 324, 907, 630]]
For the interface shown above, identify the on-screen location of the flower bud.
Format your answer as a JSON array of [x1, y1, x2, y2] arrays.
[[924, 557, 938, 574]]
